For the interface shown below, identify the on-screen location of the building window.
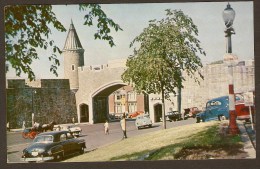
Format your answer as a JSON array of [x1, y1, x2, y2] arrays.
[[115, 93, 122, 101], [128, 102, 137, 113], [72, 65, 75, 71], [127, 91, 136, 101], [115, 103, 122, 114]]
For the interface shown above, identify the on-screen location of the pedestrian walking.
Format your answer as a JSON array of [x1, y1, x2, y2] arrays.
[[22, 121, 26, 129], [104, 120, 109, 135], [72, 117, 75, 124], [120, 113, 127, 139]]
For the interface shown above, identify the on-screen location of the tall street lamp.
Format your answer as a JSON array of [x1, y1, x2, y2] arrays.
[[223, 3, 239, 135]]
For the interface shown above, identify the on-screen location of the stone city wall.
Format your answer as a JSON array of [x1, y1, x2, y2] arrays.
[[6, 79, 77, 129], [181, 60, 255, 110]]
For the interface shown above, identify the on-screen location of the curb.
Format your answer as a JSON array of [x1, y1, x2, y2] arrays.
[[8, 123, 85, 133], [237, 121, 256, 158]]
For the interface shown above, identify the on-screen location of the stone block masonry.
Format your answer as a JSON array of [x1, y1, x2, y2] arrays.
[[6, 79, 77, 128]]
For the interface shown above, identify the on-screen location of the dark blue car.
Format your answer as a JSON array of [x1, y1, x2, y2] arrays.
[[196, 95, 253, 123], [21, 130, 86, 162], [196, 96, 229, 123]]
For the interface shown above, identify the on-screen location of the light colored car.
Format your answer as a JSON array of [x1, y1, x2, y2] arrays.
[[135, 114, 152, 129], [54, 124, 82, 137]]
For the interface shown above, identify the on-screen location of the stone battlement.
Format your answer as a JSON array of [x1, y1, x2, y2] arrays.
[[78, 59, 127, 72], [7, 79, 70, 89]]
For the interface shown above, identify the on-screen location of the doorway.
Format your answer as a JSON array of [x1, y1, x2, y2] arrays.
[[154, 103, 162, 122], [80, 104, 89, 122]]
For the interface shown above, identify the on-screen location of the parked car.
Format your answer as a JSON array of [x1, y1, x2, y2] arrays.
[[196, 95, 254, 123], [21, 130, 86, 162], [135, 114, 152, 129], [165, 111, 183, 121], [128, 111, 144, 118], [54, 124, 82, 137], [184, 107, 201, 119]]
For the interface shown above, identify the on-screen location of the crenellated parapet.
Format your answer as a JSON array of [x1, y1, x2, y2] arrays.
[[78, 59, 127, 73]]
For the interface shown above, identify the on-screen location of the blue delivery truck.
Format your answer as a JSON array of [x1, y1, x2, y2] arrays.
[[196, 95, 253, 123]]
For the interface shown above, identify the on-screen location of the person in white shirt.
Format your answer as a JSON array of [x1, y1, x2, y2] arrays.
[[104, 120, 109, 135], [120, 113, 127, 139]]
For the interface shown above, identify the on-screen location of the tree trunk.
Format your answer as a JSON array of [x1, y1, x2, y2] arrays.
[[178, 87, 182, 115], [159, 65, 166, 129], [161, 89, 166, 129]]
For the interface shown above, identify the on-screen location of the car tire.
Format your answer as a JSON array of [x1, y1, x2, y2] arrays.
[[55, 152, 64, 161], [196, 118, 200, 123], [79, 146, 85, 154], [218, 115, 226, 121]]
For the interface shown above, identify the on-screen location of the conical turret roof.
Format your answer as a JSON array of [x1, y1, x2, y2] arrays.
[[63, 20, 83, 51]]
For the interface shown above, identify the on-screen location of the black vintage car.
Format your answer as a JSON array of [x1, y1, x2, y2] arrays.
[[21, 130, 86, 162], [165, 111, 183, 121]]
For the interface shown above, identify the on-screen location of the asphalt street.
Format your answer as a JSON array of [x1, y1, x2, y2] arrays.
[[7, 118, 196, 163]]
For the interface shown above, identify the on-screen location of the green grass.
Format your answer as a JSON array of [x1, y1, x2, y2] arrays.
[[109, 124, 243, 160], [145, 124, 243, 160], [65, 121, 244, 162]]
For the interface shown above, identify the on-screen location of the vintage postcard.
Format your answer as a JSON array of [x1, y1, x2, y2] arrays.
[[4, 0, 256, 168]]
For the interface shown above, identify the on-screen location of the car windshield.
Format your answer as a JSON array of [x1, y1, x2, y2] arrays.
[[33, 135, 53, 143]]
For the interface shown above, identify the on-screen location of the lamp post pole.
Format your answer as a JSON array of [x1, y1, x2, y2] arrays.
[[223, 3, 239, 135]]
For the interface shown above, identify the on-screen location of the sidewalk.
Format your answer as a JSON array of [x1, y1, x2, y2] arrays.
[[8, 122, 87, 133], [237, 121, 256, 158], [244, 122, 256, 149]]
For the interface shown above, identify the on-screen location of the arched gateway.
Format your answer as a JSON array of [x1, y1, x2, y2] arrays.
[[62, 21, 129, 124], [62, 21, 178, 124], [77, 80, 127, 124]]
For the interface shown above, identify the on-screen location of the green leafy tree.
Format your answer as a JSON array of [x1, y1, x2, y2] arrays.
[[5, 4, 122, 80], [122, 9, 206, 129]]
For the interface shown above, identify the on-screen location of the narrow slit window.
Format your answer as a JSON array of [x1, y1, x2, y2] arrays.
[[72, 65, 75, 70]]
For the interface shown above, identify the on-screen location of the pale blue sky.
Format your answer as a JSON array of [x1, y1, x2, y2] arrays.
[[6, 1, 254, 79]]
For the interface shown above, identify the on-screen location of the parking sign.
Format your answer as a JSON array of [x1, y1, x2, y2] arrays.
[[244, 92, 254, 106]]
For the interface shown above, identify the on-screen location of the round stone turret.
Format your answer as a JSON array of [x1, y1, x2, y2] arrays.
[[63, 20, 84, 90]]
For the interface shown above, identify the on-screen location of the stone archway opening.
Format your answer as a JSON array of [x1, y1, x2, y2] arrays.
[[80, 104, 89, 122], [154, 103, 162, 122], [92, 83, 126, 123]]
